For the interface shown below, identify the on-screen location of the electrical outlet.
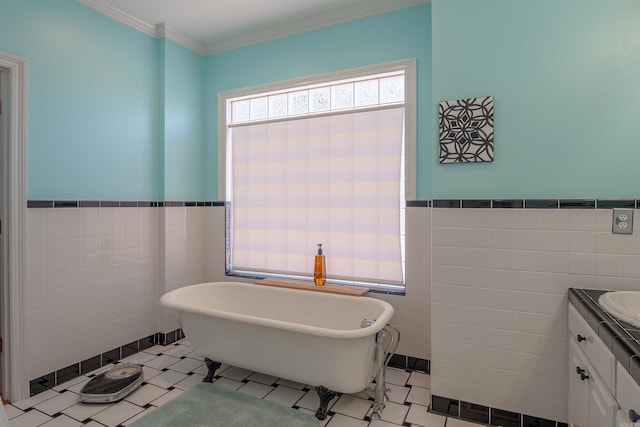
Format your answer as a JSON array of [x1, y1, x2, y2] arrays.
[[612, 208, 634, 235]]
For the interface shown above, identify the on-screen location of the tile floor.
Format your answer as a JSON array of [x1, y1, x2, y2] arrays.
[[5, 340, 482, 427]]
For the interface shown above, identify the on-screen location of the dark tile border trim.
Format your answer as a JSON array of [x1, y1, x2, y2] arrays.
[[27, 200, 223, 208], [388, 354, 430, 373], [431, 394, 566, 427], [462, 199, 491, 209], [29, 328, 429, 397], [406, 200, 430, 207], [29, 328, 186, 397], [29, 199, 639, 210], [432, 199, 461, 208], [405, 198, 640, 209]]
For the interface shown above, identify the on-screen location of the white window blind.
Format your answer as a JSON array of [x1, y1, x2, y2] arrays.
[[230, 106, 405, 285]]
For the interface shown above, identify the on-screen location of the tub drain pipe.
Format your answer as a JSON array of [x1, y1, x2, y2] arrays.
[[370, 324, 400, 420]]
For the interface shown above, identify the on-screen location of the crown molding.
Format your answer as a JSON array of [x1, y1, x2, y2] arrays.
[[204, 0, 429, 55], [77, 0, 156, 37], [77, 0, 206, 55], [78, 0, 429, 57], [155, 23, 207, 56]]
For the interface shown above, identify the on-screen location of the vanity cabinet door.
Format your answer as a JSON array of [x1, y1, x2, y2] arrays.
[[616, 361, 640, 426], [587, 368, 617, 427], [568, 339, 589, 427], [568, 339, 617, 427]]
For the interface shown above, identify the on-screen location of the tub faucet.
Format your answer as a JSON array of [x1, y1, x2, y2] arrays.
[[361, 318, 376, 328]]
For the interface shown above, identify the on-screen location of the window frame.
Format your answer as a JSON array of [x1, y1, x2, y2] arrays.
[[217, 58, 417, 201], [217, 59, 416, 290]]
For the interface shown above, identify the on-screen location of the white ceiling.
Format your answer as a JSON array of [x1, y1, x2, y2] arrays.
[[78, 0, 428, 55]]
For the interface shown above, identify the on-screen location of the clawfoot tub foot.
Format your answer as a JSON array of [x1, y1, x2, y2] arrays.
[[315, 386, 337, 420], [203, 358, 222, 383]]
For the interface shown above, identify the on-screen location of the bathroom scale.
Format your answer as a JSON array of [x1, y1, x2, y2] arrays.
[[79, 363, 143, 403]]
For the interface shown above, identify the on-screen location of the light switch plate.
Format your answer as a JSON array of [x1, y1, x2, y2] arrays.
[[612, 208, 634, 234]]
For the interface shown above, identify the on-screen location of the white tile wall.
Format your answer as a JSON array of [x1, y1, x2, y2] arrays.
[[431, 208, 640, 422], [26, 207, 159, 380], [159, 206, 211, 332], [25, 203, 431, 388]]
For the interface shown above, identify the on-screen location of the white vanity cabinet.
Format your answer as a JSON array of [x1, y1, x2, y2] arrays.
[[617, 361, 640, 427], [568, 304, 618, 427]]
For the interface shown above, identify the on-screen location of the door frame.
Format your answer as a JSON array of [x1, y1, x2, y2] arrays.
[[0, 51, 28, 401]]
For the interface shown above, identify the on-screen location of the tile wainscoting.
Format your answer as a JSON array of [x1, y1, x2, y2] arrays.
[[430, 198, 640, 424], [24, 201, 431, 401], [29, 329, 185, 396]]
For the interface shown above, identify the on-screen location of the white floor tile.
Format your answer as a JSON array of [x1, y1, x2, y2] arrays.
[[263, 385, 306, 407], [173, 373, 206, 391], [406, 386, 430, 406], [62, 401, 109, 423], [407, 372, 430, 389], [446, 418, 487, 427], [405, 405, 445, 427], [34, 391, 81, 416], [83, 421, 107, 427], [385, 368, 411, 386], [219, 366, 253, 381], [142, 354, 181, 370], [140, 365, 162, 381], [122, 406, 157, 426], [386, 383, 410, 404], [8, 409, 52, 427], [149, 388, 184, 407], [91, 400, 144, 426], [4, 404, 24, 419], [124, 383, 168, 407], [325, 413, 369, 427], [161, 344, 193, 358], [38, 414, 83, 427], [120, 351, 157, 365], [369, 420, 400, 427], [12, 389, 58, 410], [141, 345, 166, 355], [276, 378, 307, 390], [145, 369, 188, 388], [237, 381, 274, 399], [247, 371, 278, 385], [375, 401, 409, 424], [296, 389, 327, 412], [166, 357, 203, 374], [192, 363, 210, 376], [331, 395, 372, 419]]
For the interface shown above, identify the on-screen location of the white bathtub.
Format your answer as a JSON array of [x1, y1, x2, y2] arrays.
[[159, 281, 394, 394]]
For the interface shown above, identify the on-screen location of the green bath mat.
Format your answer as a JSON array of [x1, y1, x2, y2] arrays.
[[128, 383, 320, 427]]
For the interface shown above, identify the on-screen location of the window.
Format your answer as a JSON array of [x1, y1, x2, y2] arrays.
[[218, 59, 416, 291]]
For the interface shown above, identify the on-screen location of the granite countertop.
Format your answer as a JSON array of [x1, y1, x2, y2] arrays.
[[568, 288, 640, 386]]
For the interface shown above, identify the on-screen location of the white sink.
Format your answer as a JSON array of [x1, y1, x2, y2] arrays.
[[599, 291, 640, 328]]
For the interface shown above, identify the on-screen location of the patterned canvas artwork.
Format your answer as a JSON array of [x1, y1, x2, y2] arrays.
[[438, 96, 494, 164]]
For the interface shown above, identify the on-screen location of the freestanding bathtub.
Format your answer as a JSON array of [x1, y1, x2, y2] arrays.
[[160, 281, 396, 418]]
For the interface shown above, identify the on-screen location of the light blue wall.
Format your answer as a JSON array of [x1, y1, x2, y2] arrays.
[[0, 0, 159, 200], [2, 1, 426, 201], [6, 1, 638, 201], [204, 5, 432, 200], [162, 40, 206, 201], [432, 0, 640, 199]]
